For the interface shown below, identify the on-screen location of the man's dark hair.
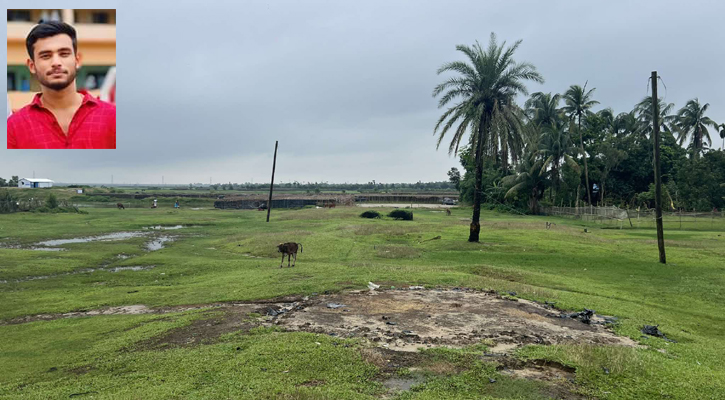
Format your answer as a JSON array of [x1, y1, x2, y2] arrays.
[[26, 21, 77, 60]]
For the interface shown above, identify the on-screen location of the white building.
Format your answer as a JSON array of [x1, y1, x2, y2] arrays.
[[18, 178, 54, 188]]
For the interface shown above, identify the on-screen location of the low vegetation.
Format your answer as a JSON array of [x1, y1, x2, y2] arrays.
[[0, 206, 723, 398]]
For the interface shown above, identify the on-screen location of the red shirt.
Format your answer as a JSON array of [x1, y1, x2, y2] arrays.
[[7, 90, 116, 149]]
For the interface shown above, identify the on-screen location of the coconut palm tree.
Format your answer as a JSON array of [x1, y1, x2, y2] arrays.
[[433, 33, 543, 242], [617, 111, 640, 138], [596, 134, 628, 204], [524, 92, 562, 127], [538, 121, 580, 202], [675, 99, 719, 159], [502, 141, 547, 214], [562, 84, 599, 206], [491, 101, 528, 174], [634, 96, 676, 140]]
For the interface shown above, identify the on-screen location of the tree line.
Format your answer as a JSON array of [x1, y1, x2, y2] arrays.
[[435, 33, 725, 241], [0, 176, 19, 187]]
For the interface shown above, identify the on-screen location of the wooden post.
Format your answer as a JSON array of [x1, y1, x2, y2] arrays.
[[626, 208, 633, 228], [651, 71, 666, 264], [266, 141, 278, 223]]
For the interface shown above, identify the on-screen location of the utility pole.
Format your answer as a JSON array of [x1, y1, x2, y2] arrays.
[[651, 71, 666, 264], [266, 141, 279, 222]]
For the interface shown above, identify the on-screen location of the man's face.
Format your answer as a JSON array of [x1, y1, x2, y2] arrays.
[[27, 34, 80, 91]]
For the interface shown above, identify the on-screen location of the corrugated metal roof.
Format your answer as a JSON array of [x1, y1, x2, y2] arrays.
[[21, 178, 54, 183]]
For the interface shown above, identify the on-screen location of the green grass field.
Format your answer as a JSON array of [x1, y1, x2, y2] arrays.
[[1, 206, 723, 399]]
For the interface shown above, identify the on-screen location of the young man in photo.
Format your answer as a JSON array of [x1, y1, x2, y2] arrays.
[[7, 21, 115, 149]]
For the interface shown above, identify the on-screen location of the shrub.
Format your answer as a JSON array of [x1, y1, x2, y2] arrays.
[[0, 190, 19, 214], [388, 209, 413, 220], [360, 210, 381, 219], [32, 206, 86, 214], [46, 193, 59, 209]]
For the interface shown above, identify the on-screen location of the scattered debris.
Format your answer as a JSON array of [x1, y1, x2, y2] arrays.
[[573, 309, 595, 325], [368, 282, 380, 292], [641, 325, 676, 342], [327, 303, 346, 309], [408, 286, 425, 290], [550, 308, 596, 325], [508, 291, 518, 297]]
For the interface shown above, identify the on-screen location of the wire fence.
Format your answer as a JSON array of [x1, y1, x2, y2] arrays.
[[542, 206, 725, 230]]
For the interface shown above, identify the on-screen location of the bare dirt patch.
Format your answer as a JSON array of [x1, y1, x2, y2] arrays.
[[0, 295, 305, 326], [134, 305, 268, 350], [362, 346, 584, 399], [276, 288, 637, 353], [5, 289, 634, 356]]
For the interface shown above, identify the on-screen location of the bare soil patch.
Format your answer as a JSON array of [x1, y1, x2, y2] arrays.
[[276, 288, 637, 353]]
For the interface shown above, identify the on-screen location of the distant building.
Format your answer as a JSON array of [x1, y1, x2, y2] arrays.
[[18, 178, 54, 188]]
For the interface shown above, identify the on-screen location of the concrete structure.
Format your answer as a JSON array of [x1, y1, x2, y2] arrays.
[[7, 9, 116, 110], [18, 178, 54, 188]]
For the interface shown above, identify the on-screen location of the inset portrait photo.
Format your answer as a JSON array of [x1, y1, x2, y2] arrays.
[[7, 9, 116, 149]]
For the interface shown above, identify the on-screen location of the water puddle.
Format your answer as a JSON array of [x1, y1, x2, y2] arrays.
[[108, 265, 156, 272], [0, 244, 67, 252], [37, 232, 147, 246], [2, 228, 184, 252], [0, 265, 157, 284], [142, 225, 185, 230], [145, 236, 174, 251], [383, 375, 426, 392]]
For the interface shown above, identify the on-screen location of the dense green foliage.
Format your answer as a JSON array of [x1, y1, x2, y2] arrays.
[[0, 190, 18, 214], [360, 210, 382, 219], [387, 209, 413, 220], [445, 60, 724, 212]]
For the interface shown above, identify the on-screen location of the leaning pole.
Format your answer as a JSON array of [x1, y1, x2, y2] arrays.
[[651, 71, 666, 264], [266, 141, 278, 223]]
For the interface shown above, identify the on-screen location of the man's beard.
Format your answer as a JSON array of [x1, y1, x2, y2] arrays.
[[36, 68, 76, 91]]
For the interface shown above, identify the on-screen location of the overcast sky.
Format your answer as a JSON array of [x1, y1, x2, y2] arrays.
[[2, 0, 724, 185]]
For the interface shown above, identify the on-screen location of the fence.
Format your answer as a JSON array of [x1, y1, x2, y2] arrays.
[[542, 206, 724, 230]]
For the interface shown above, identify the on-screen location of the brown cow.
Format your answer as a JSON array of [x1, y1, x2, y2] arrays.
[[277, 242, 303, 268], [117, 203, 125, 209], [445, 208, 451, 216]]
